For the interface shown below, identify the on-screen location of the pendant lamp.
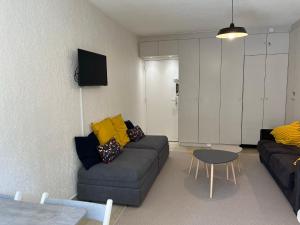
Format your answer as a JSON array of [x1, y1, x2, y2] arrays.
[[216, 0, 248, 39]]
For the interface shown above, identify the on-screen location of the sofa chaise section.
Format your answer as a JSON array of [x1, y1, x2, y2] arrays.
[[77, 148, 158, 206]]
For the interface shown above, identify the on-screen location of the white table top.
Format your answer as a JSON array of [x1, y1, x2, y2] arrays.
[[0, 199, 86, 225]]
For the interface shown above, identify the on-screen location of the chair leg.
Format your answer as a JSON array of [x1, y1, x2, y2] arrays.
[[210, 164, 214, 199], [226, 164, 229, 180], [205, 163, 209, 178], [231, 162, 237, 185], [195, 160, 200, 180], [188, 156, 194, 175]]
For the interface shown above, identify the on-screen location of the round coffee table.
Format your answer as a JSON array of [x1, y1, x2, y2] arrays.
[[193, 149, 238, 199]]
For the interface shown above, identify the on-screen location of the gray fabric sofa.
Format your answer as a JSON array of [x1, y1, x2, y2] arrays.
[[258, 129, 300, 213], [77, 135, 169, 206]]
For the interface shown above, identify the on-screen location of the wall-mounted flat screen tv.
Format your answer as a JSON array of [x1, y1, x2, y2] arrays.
[[78, 49, 107, 86]]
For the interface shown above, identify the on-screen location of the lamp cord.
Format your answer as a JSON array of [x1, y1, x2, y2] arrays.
[[231, 0, 234, 23]]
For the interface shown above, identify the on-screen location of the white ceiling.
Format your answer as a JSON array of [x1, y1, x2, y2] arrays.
[[90, 0, 300, 37]]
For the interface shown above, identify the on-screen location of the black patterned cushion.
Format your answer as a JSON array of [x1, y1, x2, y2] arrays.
[[97, 138, 122, 163], [127, 126, 145, 142], [125, 120, 135, 129]]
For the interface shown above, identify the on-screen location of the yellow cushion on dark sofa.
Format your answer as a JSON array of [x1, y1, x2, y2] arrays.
[[271, 121, 300, 147]]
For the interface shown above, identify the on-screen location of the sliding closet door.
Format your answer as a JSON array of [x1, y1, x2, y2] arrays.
[[198, 38, 221, 143], [242, 55, 265, 144], [220, 39, 244, 144], [178, 39, 200, 143], [263, 54, 288, 129], [286, 29, 297, 123]]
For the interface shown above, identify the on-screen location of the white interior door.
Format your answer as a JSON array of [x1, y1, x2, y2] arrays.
[[178, 39, 200, 143], [145, 59, 179, 141], [263, 54, 288, 129], [198, 38, 221, 144], [242, 55, 265, 144], [220, 39, 244, 144]]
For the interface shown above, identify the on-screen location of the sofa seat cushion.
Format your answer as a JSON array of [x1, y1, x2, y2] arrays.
[[258, 140, 300, 163], [269, 154, 299, 190], [78, 148, 158, 189], [126, 135, 168, 153]]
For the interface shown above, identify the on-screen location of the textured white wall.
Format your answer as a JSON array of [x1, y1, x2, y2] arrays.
[[0, 0, 145, 201]]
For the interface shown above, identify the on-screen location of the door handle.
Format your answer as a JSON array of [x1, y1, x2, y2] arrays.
[[171, 98, 178, 105]]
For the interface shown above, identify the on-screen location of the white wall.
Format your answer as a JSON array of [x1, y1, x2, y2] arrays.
[[286, 20, 300, 122], [0, 0, 145, 201]]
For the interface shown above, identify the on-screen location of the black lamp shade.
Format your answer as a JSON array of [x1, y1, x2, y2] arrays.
[[216, 23, 248, 39]]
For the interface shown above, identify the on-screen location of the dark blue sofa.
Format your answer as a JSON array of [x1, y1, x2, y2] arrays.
[[258, 129, 300, 213]]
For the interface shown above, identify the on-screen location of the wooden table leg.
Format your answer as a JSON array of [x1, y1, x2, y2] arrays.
[[195, 160, 200, 180], [231, 162, 237, 185], [237, 157, 241, 173], [226, 163, 229, 180], [210, 164, 214, 199], [205, 163, 209, 178], [188, 156, 194, 175]]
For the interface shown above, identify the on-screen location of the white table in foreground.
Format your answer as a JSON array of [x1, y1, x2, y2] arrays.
[[0, 199, 86, 225]]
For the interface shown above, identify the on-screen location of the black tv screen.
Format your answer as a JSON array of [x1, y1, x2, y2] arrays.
[[78, 49, 107, 86]]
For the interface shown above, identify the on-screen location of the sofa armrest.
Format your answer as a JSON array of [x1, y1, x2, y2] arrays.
[[260, 129, 275, 141], [293, 162, 300, 213]]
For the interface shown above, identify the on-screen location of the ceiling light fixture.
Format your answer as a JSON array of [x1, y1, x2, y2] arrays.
[[216, 0, 248, 39]]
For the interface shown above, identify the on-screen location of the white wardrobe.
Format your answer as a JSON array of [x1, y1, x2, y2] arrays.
[[286, 24, 300, 123], [198, 38, 221, 144], [220, 39, 244, 144], [178, 39, 199, 143], [139, 32, 289, 146], [242, 33, 289, 144], [178, 33, 289, 145], [178, 38, 244, 145]]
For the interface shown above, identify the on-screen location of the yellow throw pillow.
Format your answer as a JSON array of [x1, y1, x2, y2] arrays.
[[290, 121, 300, 128], [91, 118, 120, 145], [271, 121, 300, 147], [111, 114, 130, 148]]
